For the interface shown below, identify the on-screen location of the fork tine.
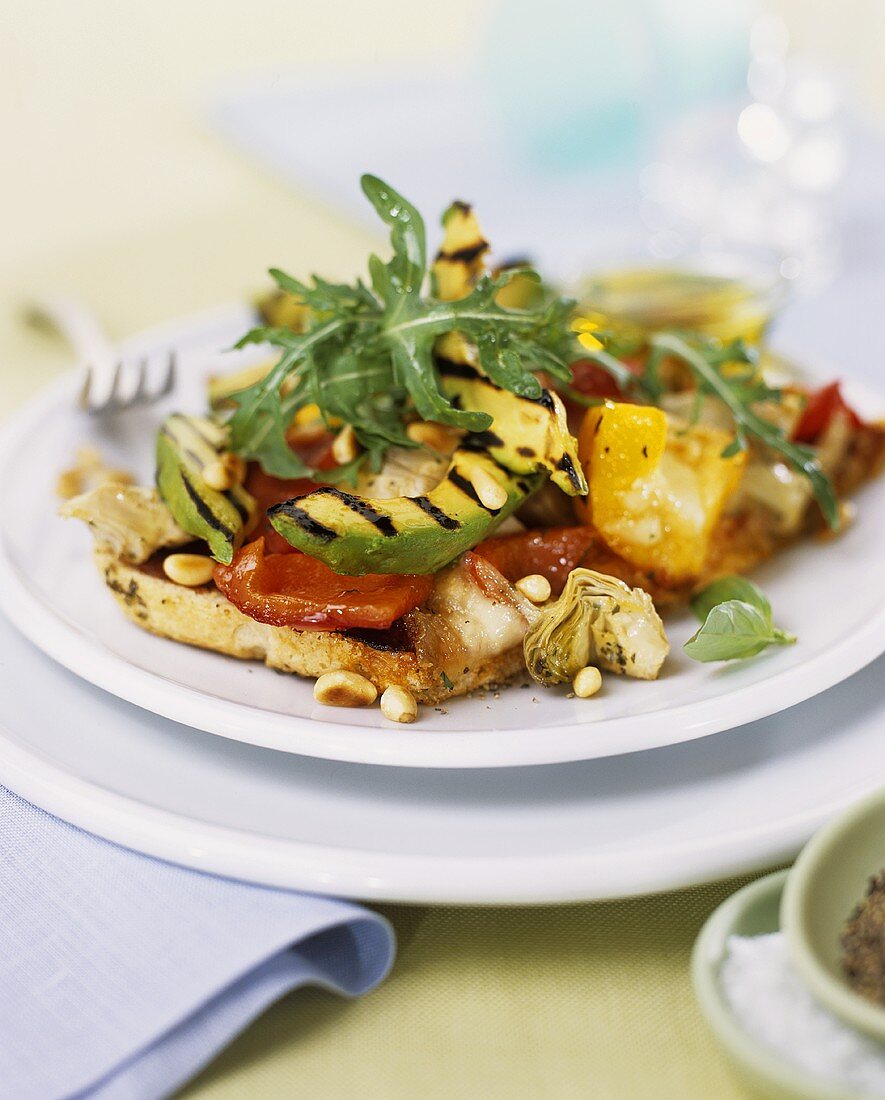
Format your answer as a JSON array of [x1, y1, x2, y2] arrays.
[[159, 351, 177, 398], [105, 360, 124, 412], [77, 367, 93, 412], [132, 359, 150, 403], [81, 348, 177, 414]]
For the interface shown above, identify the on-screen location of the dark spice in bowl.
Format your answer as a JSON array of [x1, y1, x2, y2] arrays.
[[842, 869, 885, 1007]]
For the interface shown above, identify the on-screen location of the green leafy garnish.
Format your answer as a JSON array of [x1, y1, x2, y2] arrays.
[[684, 575, 796, 662], [648, 332, 839, 530], [226, 175, 578, 479]]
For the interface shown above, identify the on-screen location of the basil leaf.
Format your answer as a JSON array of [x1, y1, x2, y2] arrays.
[[691, 575, 772, 625], [684, 600, 796, 663]]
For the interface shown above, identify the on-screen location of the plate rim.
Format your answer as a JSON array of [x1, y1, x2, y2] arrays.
[[0, 694, 875, 905], [2, 308, 884, 769]]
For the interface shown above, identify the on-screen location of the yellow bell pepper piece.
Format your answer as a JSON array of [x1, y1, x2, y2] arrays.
[[576, 401, 746, 584]]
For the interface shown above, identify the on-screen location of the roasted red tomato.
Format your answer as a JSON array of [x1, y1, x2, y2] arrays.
[[793, 381, 864, 444], [569, 358, 627, 400], [214, 538, 434, 631], [245, 464, 320, 554], [475, 526, 606, 597]]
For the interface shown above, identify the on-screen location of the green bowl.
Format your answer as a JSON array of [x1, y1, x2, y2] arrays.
[[781, 786, 885, 1045], [692, 871, 858, 1100]]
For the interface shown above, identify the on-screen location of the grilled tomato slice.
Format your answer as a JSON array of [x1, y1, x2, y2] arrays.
[[214, 538, 434, 631]]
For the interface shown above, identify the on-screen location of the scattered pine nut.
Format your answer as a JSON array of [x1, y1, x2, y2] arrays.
[[74, 445, 103, 471], [572, 665, 603, 698], [380, 685, 418, 724], [56, 446, 135, 499], [468, 465, 508, 510], [162, 553, 216, 587], [332, 424, 360, 465], [94, 467, 135, 488], [515, 573, 551, 603], [56, 470, 84, 500], [314, 670, 377, 708]]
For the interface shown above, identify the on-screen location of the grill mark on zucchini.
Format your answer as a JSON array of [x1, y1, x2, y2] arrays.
[[310, 487, 398, 537], [181, 473, 235, 542], [463, 429, 505, 450], [226, 492, 251, 523], [187, 418, 225, 450], [161, 425, 251, 521], [436, 241, 489, 265], [437, 356, 556, 412], [269, 500, 337, 542], [555, 453, 583, 491], [447, 468, 500, 514], [159, 426, 207, 473], [411, 495, 461, 530], [436, 357, 482, 382]]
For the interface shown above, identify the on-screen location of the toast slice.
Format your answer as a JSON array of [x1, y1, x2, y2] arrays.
[[95, 546, 526, 706]]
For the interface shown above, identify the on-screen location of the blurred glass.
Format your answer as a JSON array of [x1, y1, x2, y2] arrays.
[[577, 261, 787, 348], [640, 13, 850, 292]]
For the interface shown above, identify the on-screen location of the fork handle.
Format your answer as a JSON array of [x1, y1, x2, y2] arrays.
[[26, 293, 118, 369]]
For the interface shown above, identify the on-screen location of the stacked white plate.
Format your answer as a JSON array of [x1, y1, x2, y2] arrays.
[[1, 306, 883, 903]]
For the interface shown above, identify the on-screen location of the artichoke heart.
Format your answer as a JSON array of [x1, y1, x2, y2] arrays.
[[60, 484, 190, 563], [524, 568, 669, 684]]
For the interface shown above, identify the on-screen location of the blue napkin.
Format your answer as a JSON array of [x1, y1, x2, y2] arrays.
[[0, 785, 394, 1100]]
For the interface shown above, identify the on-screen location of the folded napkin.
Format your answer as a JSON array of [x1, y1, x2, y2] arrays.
[[0, 785, 394, 1100]]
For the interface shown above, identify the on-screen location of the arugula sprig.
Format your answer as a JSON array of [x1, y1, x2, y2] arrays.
[[226, 175, 578, 479], [684, 575, 796, 662], [647, 332, 839, 529]]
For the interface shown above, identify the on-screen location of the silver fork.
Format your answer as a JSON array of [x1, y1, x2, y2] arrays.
[[26, 294, 176, 414]]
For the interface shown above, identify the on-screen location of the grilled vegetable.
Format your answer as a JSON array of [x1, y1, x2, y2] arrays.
[[575, 401, 746, 584], [524, 568, 669, 683], [429, 197, 586, 496], [156, 414, 258, 564], [269, 445, 541, 575], [214, 537, 434, 630], [431, 201, 489, 301], [436, 359, 586, 495]]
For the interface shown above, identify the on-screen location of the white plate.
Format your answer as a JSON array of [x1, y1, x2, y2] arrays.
[[1, 305, 884, 768], [0, 609, 883, 902]]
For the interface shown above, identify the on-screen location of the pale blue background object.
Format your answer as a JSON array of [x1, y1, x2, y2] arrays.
[[479, 0, 750, 174]]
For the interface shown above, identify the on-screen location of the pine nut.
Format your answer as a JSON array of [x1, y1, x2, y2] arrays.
[[314, 670, 377, 708], [515, 573, 551, 603], [468, 465, 508, 510], [56, 470, 84, 500], [162, 553, 216, 587], [203, 453, 246, 492], [572, 665, 603, 698], [74, 445, 104, 471], [380, 685, 418, 724], [406, 421, 456, 452], [94, 467, 135, 488], [332, 424, 360, 466], [202, 461, 231, 491]]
